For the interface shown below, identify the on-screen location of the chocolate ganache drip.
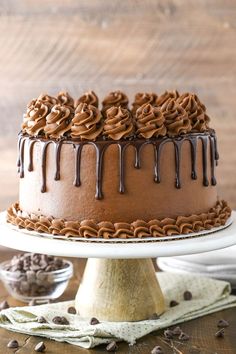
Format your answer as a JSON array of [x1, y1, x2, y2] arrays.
[[103, 106, 134, 140], [71, 103, 103, 140], [75, 91, 99, 108], [135, 103, 166, 139], [132, 92, 158, 114], [17, 130, 219, 199]]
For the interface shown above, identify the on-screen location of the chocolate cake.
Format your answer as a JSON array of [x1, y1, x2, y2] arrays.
[[7, 90, 231, 239]]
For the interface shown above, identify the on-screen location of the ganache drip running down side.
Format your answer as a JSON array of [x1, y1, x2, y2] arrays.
[[17, 131, 219, 200]]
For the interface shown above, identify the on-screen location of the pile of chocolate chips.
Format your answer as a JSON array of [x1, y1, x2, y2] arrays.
[[2, 253, 68, 298]]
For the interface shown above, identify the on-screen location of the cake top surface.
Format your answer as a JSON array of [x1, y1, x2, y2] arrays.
[[21, 90, 211, 141]]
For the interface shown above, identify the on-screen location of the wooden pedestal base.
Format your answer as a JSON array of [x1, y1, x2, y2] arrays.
[[75, 258, 165, 322]]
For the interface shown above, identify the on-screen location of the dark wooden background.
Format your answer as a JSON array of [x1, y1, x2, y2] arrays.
[[0, 0, 236, 210]]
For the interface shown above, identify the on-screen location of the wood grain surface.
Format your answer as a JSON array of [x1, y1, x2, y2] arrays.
[[0, 0, 235, 211], [0, 251, 235, 353]]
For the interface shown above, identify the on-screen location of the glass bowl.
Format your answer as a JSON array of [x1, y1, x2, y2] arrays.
[[0, 259, 73, 303]]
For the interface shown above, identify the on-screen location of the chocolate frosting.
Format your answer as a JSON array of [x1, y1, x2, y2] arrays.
[[37, 93, 58, 106], [22, 100, 50, 136], [156, 90, 180, 107], [7, 200, 231, 239], [57, 91, 74, 108], [161, 99, 191, 136], [135, 103, 166, 138], [102, 90, 129, 113], [75, 91, 99, 108], [44, 104, 73, 139], [20, 90, 214, 139], [177, 93, 210, 132], [132, 92, 158, 114], [71, 103, 103, 140], [103, 106, 134, 140]]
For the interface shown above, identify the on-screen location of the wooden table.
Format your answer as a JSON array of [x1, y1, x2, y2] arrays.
[[0, 250, 235, 354]]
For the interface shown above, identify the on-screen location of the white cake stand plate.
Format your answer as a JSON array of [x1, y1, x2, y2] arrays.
[[1, 211, 236, 321]]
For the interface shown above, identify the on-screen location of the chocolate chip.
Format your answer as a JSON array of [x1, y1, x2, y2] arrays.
[[183, 290, 192, 301], [179, 332, 190, 341], [52, 316, 69, 325], [215, 328, 225, 338], [61, 316, 69, 325], [67, 306, 76, 314], [172, 326, 182, 335], [164, 329, 174, 339], [217, 319, 229, 328], [149, 312, 160, 320], [7, 339, 19, 348], [106, 341, 118, 352], [90, 317, 100, 325], [151, 346, 163, 354], [169, 300, 179, 307], [37, 316, 47, 323], [0, 300, 9, 310], [34, 341, 46, 352]]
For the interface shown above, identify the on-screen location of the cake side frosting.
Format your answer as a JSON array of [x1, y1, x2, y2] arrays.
[[8, 90, 231, 238]]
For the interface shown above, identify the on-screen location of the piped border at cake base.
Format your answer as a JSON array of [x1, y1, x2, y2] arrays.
[[6, 200, 231, 241]]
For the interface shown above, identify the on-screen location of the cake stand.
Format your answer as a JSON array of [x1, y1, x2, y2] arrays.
[[0, 211, 236, 322]]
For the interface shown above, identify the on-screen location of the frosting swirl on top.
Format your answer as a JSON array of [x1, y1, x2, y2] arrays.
[[44, 104, 73, 139], [71, 103, 103, 140], [161, 99, 191, 136], [57, 91, 74, 108], [135, 103, 166, 138], [132, 92, 158, 114], [102, 91, 129, 113], [75, 91, 99, 108], [22, 100, 50, 136], [177, 93, 210, 132], [103, 106, 134, 140], [156, 90, 180, 107], [37, 93, 58, 106]]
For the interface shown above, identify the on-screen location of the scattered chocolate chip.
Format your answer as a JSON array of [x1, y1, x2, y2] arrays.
[[37, 316, 47, 323], [106, 341, 118, 352], [7, 339, 19, 348], [29, 299, 37, 306], [61, 316, 69, 325], [90, 317, 100, 325], [169, 300, 179, 307], [149, 312, 160, 320], [0, 300, 9, 310], [34, 341, 46, 352], [67, 306, 76, 314], [217, 319, 229, 328], [164, 329, 174, 339], [215, 328, 225, 338], [151, 346, 163, 354], [179, 332, 190, 341], [183, 290, 192, 301], [172, 326, 181, 335], [52, 316, 69, 325]]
